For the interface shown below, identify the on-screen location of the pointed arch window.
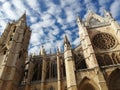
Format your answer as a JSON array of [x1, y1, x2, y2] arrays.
[[52, 61, 57, 78], [9, 35, 13, 41], [3, 50, 6, 55], [13, 26, 16, 32], [49, 86, 55, 90], [75, 54, 87, 70], [89, 17, 101, 26], [46, 61, 50, 79]]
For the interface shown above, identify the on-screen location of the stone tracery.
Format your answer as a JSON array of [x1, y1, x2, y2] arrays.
[[92, 33, 116, 50]]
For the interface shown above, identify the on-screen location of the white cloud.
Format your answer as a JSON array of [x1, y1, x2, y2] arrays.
[[51, 26, 60, 35], [29, 16, 37, 23], [72, 37, 80, 46], [47, 4, 61, 16], [98, 0, 111, 6], [11, 0, 30, 15], [57, 17, 63, 24], [110, 0, 120, 18], [1, 2, 17, 19], [30, 33, 41, 46], [65, 8, 76, 23], [0, 20, 7, 33], [44, 42, 56, 54], [0, 0, 120, 54], [60, 0, 76, 8], [26, 0, 39, 11], [56, 40, 63, 47], [29, 46, 40, 55], [0, 0, 6, 3]]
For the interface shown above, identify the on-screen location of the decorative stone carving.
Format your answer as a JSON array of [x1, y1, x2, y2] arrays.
[[89, 18, 101, 26], [92, 33, 116, 50], [96, 55, 105, 66]]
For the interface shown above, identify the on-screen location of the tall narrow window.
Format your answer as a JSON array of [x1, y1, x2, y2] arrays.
[[104, 54, 113, 65], [3, 50, 6, 55], [10, 35, 13, 41], [38, 60, 42, 80], [49, 86, 54, 90], [46, 61, 50, 79], [13, 26, 16, 32], [63, 62, 66, 77], [53, 63, 57, 78], [19, 51, 22, 58]]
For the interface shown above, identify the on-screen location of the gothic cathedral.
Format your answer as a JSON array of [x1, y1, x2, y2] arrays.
[[0, 10, 120, 90]]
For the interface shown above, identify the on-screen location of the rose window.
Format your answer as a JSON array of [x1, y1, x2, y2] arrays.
[[92, 33, 116, 49]]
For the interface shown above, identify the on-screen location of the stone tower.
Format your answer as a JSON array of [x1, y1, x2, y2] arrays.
[[77, 10, 120, 90], [64, 35, 77, 90], [0, 13, 31, 90]]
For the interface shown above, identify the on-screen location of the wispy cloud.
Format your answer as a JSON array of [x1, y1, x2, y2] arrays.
[[0, 0, 120, 54], [110, 0, 120, 19]]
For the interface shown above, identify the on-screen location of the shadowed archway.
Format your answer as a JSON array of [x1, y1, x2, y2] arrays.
[[108, 68, 120, 90], [78, 77, 99, 90]]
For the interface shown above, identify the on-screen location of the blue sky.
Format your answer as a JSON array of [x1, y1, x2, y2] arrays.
[[0, 0, 120, 54]]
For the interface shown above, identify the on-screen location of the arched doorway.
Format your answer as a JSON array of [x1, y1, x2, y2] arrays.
[[78, 77, 99, 90], [80, 83, 96, 90], [108, 68, 120, 90]]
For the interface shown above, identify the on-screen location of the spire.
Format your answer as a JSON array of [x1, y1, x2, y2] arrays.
[[64, 35, 70, 46], [17, 12, 27, 28], [64, 35, 71, 51], [103, 9, 113, 18], [87, 10, 94, 16], [77, 16, 82, 23], [57, 46, 61, 54], [77, 16, 85, 26], [18, 12, 26, 21]]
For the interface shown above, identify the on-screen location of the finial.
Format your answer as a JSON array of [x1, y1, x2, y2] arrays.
[[64, 34, 71, 45], [57, 46, 61, 53], [63, 34, 71, 51], [103, 8, 107, 14], [88, 9, 94, 14], [77, 16, 82, 23], [40, 45, 45, 55], [103, 9, 113, 18], [64, 34, 68, 43], [17, 12, 26, 22]]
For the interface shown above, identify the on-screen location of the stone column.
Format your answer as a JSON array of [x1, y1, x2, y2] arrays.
[[110, 20, 120, 39], [95, 68, 108, 90], [40, 46, 46, 90], [64, 35, 77, 90], [77, 17, 98, 68], [57, 48, 61, 90]]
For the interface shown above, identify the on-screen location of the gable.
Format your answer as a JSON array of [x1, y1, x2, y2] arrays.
[[85, 11, 106, 27]]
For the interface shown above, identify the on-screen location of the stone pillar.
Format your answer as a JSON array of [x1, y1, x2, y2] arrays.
[[104, 10, 120, 41], [25, 57, 31, 90], [25, 59, 35, 90], [57, 48, 61, 90], [64, 35, 77, 90], [110, 20, 120, 39], [77, 17, 98, 68], [93, 68, 108, 90], [40, 46, 46, 90]]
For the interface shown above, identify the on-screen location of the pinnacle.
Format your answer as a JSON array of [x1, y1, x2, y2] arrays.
[[18, 12, 26, 22], [64, 34, 68, 43], [64, 34, 70, 46]]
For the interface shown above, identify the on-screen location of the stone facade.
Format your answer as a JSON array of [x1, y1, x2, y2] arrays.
[[0, 10, 120, 90]]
